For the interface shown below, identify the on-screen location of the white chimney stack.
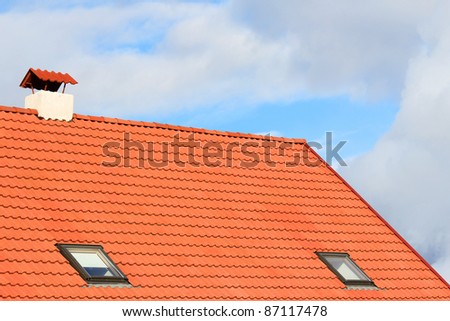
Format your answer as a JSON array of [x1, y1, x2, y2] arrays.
[[20, 68, 78, 122], [25, 91, 74, 121]]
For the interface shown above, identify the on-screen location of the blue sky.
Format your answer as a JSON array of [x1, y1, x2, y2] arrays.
[[1, 0, 449, 281], [153, 96, 398, 161], [0, 0, 403, 160]]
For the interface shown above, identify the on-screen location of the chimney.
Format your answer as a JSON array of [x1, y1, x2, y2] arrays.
[[20, 68, 78, 121]]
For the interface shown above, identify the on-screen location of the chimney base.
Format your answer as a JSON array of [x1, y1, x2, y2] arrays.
[[25, 91, 73, 121]]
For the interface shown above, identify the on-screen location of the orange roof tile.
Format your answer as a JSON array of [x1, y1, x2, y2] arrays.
[[0, 105, 449, 300]]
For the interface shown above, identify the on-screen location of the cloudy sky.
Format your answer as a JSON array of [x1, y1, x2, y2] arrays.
[[0, 0, 449, 282]]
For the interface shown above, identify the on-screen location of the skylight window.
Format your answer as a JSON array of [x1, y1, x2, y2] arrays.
[[316, 252, 376, 287], [56, 244, 129, 284]]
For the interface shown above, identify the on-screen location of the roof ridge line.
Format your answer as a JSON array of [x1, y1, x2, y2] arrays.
[[0, 104, 306, 143], [0, 105, 37, 115], [74, 112, 307, 143]]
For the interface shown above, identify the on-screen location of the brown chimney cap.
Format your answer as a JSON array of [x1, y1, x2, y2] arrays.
[[20, 68, 78, 92]]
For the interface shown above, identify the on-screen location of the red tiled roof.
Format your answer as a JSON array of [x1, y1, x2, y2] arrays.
[[0, 105, 449, 300], [19, 68, 78, 92]]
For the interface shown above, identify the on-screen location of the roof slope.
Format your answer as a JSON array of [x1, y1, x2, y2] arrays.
[[0, 105, 449, 300]]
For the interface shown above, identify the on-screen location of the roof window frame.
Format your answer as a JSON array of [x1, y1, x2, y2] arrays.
[[56, 244, 129, 285], [316, 252, 376, 287]]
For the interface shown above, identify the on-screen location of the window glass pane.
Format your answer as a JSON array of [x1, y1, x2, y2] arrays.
[[56, 244, 129, 284], [326, 256, 369, 281], [70, 251, 115, 277]]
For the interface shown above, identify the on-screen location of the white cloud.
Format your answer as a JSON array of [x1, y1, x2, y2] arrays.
[[229, 0, 436, 99], [340, 0, 450, 282], [0, 0, 435, 118]]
